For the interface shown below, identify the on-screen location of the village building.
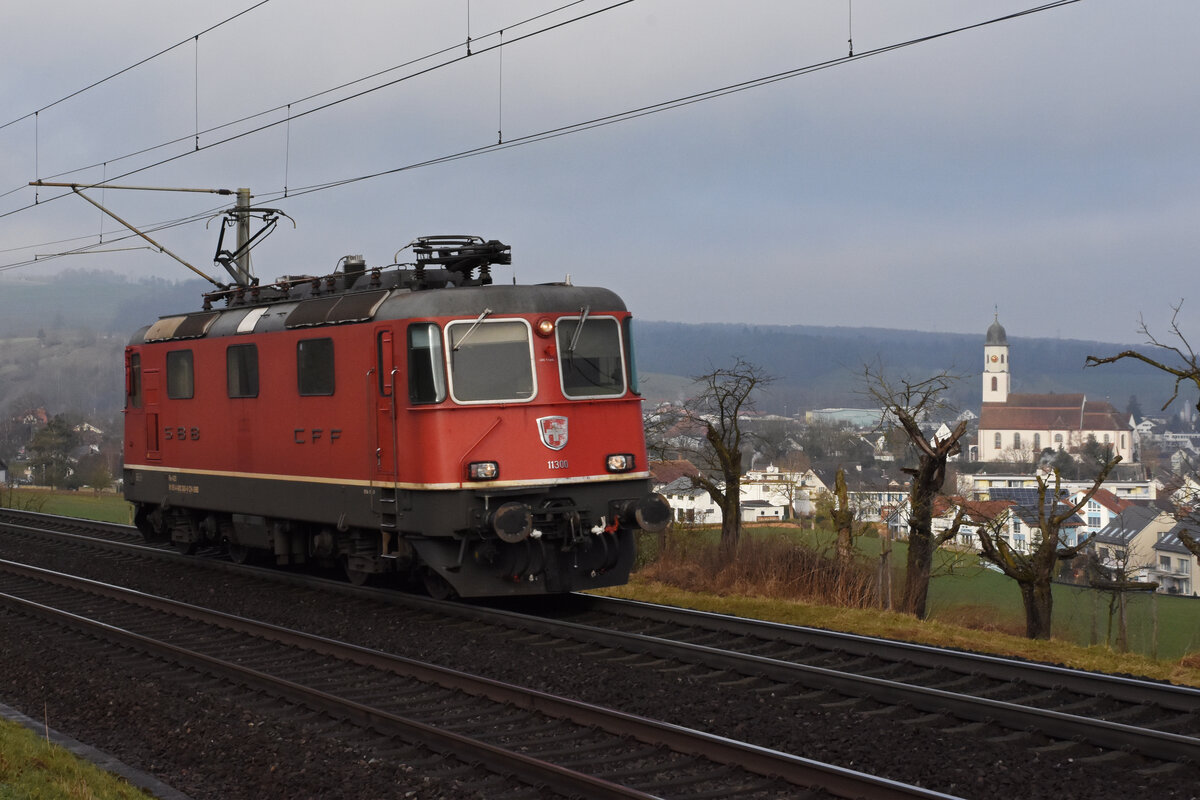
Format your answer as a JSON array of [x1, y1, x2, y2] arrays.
[[976, 315, 1133, 463], [1092, 505, 1194, 595]]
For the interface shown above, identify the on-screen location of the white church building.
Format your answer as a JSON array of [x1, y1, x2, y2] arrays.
[[977, 315, 1133, 463]]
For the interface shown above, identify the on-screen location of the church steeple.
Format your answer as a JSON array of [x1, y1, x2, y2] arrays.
[[983, 311, 1009, 403]]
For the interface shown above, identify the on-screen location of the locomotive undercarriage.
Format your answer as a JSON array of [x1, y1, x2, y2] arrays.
[[127, 471, 666, 598]]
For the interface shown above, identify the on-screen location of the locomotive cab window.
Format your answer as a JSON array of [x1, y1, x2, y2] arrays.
[[166, 350, 194, 399], [408, 323, 446, 404], [227, 344, 259, 398], [297, 338, 335, 396], [447, 319, 535, 403], [556, 315, 626, 398]]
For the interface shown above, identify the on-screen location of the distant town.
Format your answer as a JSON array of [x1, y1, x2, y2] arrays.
[[646, 315, 1198, 598]]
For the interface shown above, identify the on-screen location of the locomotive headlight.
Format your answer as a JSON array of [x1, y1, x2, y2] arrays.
[[605, 453, 635, 473], [535, 317, 555, 337], [468, 461, 499, 480]]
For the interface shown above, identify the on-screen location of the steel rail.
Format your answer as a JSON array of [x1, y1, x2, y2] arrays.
[[8, 512, 1197, 763], [0, 558, 959, 800], [574, 594, 1200, 711]]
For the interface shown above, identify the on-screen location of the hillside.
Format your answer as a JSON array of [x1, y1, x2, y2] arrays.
[[0, 271, 1187, 425], [633, 320, 1182, 418]]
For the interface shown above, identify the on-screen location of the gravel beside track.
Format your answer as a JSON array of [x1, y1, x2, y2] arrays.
[[2, 530, 1198, 799]]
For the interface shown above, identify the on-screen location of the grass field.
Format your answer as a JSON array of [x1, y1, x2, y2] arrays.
[[1, 487, 133, 525], [638, 524, 1200, 665]]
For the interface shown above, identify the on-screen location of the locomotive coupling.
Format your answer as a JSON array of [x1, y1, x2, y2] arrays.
[[617, 493, 671, 533]]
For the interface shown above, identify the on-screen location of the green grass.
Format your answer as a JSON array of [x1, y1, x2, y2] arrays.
[[640, 524, 1200, 664], [0, 718, 151, 799], [1, 489, 133, 525]]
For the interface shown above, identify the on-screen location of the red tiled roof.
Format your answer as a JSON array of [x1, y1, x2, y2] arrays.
[[979, 393, 1125, 432], [650, 460, 700, 485], [1087, 488, 1131, 513], [956, 499, 1015, 523]]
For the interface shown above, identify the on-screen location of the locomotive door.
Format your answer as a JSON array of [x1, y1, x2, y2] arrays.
[[373, 328, 398, 477], [143, 368, 162, 461]]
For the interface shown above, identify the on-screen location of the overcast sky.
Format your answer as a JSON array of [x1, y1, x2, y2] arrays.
[[2, 0, 1198, 345]]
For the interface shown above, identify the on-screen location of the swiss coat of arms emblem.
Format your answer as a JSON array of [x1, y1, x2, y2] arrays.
[[537, 416, 568, 450]]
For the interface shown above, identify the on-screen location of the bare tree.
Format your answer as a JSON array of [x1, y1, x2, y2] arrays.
[[974, 459, 1120, 639], [863, 365, 969, 619], [1086, 540, 1158, 652], [1086, 301, 1200, 418], [676, 359, 774, 556], [1086, 301, 1200, 561]]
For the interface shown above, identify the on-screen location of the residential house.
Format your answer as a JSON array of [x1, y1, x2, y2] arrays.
[[653, 463, 795, 525], [962, 468, 1155, 503], [0, 458, 7, 485], [812, 465, 908, 524], [1069, 488, 1132, 539], [980, 487, 1087, 552], [1151, 525, 1196, 596], [657, 477, 721, 525], [1092, 506, 1186, 594], [741, 499, 784, 523]]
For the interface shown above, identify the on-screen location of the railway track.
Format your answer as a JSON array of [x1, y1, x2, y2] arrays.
[[3, 509, 1200, 798], [0, 555, 949, 799]]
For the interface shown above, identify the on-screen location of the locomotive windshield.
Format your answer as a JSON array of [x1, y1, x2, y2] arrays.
[[556, 316, 626, 398], [446, 319, 535, 402]]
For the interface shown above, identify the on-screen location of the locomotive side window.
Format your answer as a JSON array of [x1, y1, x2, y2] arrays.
[[446, 319, 535, 403], [227, 344, 259, 398], [556, 316, 626, 398], [127, 353, 143, 408], [408, 323, 445, 404], [377, 330, 394, 397], [297, 338, 335, 396], [166, 350, 194, 399]]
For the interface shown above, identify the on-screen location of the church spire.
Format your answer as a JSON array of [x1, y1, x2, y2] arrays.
[[983, 311, 1009, 403]]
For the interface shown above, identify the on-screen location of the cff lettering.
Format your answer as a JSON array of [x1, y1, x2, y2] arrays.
[[294, 428, 343, 444]]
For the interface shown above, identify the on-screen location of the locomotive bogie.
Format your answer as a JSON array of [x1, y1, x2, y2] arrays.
[[123, 266, 666, 597]]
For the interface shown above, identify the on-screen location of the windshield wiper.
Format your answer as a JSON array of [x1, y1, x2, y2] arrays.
[[453, 308, 493, 351], [568, 305, 590, 355]]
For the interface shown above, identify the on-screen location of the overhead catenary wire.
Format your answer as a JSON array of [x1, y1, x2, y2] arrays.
[[255, 1, 1084, 204], [0, 0, 1083, 273], [0, 0, 273, 135], [0, 0, 604, 209]]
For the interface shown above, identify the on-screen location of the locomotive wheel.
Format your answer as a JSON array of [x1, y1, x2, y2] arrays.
[[227, 543, 252, 564], [422, 569, 457, 600], [343, 559, 372, 586]]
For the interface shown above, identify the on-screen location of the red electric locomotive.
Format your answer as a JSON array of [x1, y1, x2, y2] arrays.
[[122, 236, 669, 597]]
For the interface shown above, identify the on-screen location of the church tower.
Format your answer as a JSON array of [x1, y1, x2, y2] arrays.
[[983, 313, 1009, 404]]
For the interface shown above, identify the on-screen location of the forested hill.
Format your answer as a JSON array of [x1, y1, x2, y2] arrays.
[[633, 320, 1181, 418], [0, 271, 1185, 420]]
